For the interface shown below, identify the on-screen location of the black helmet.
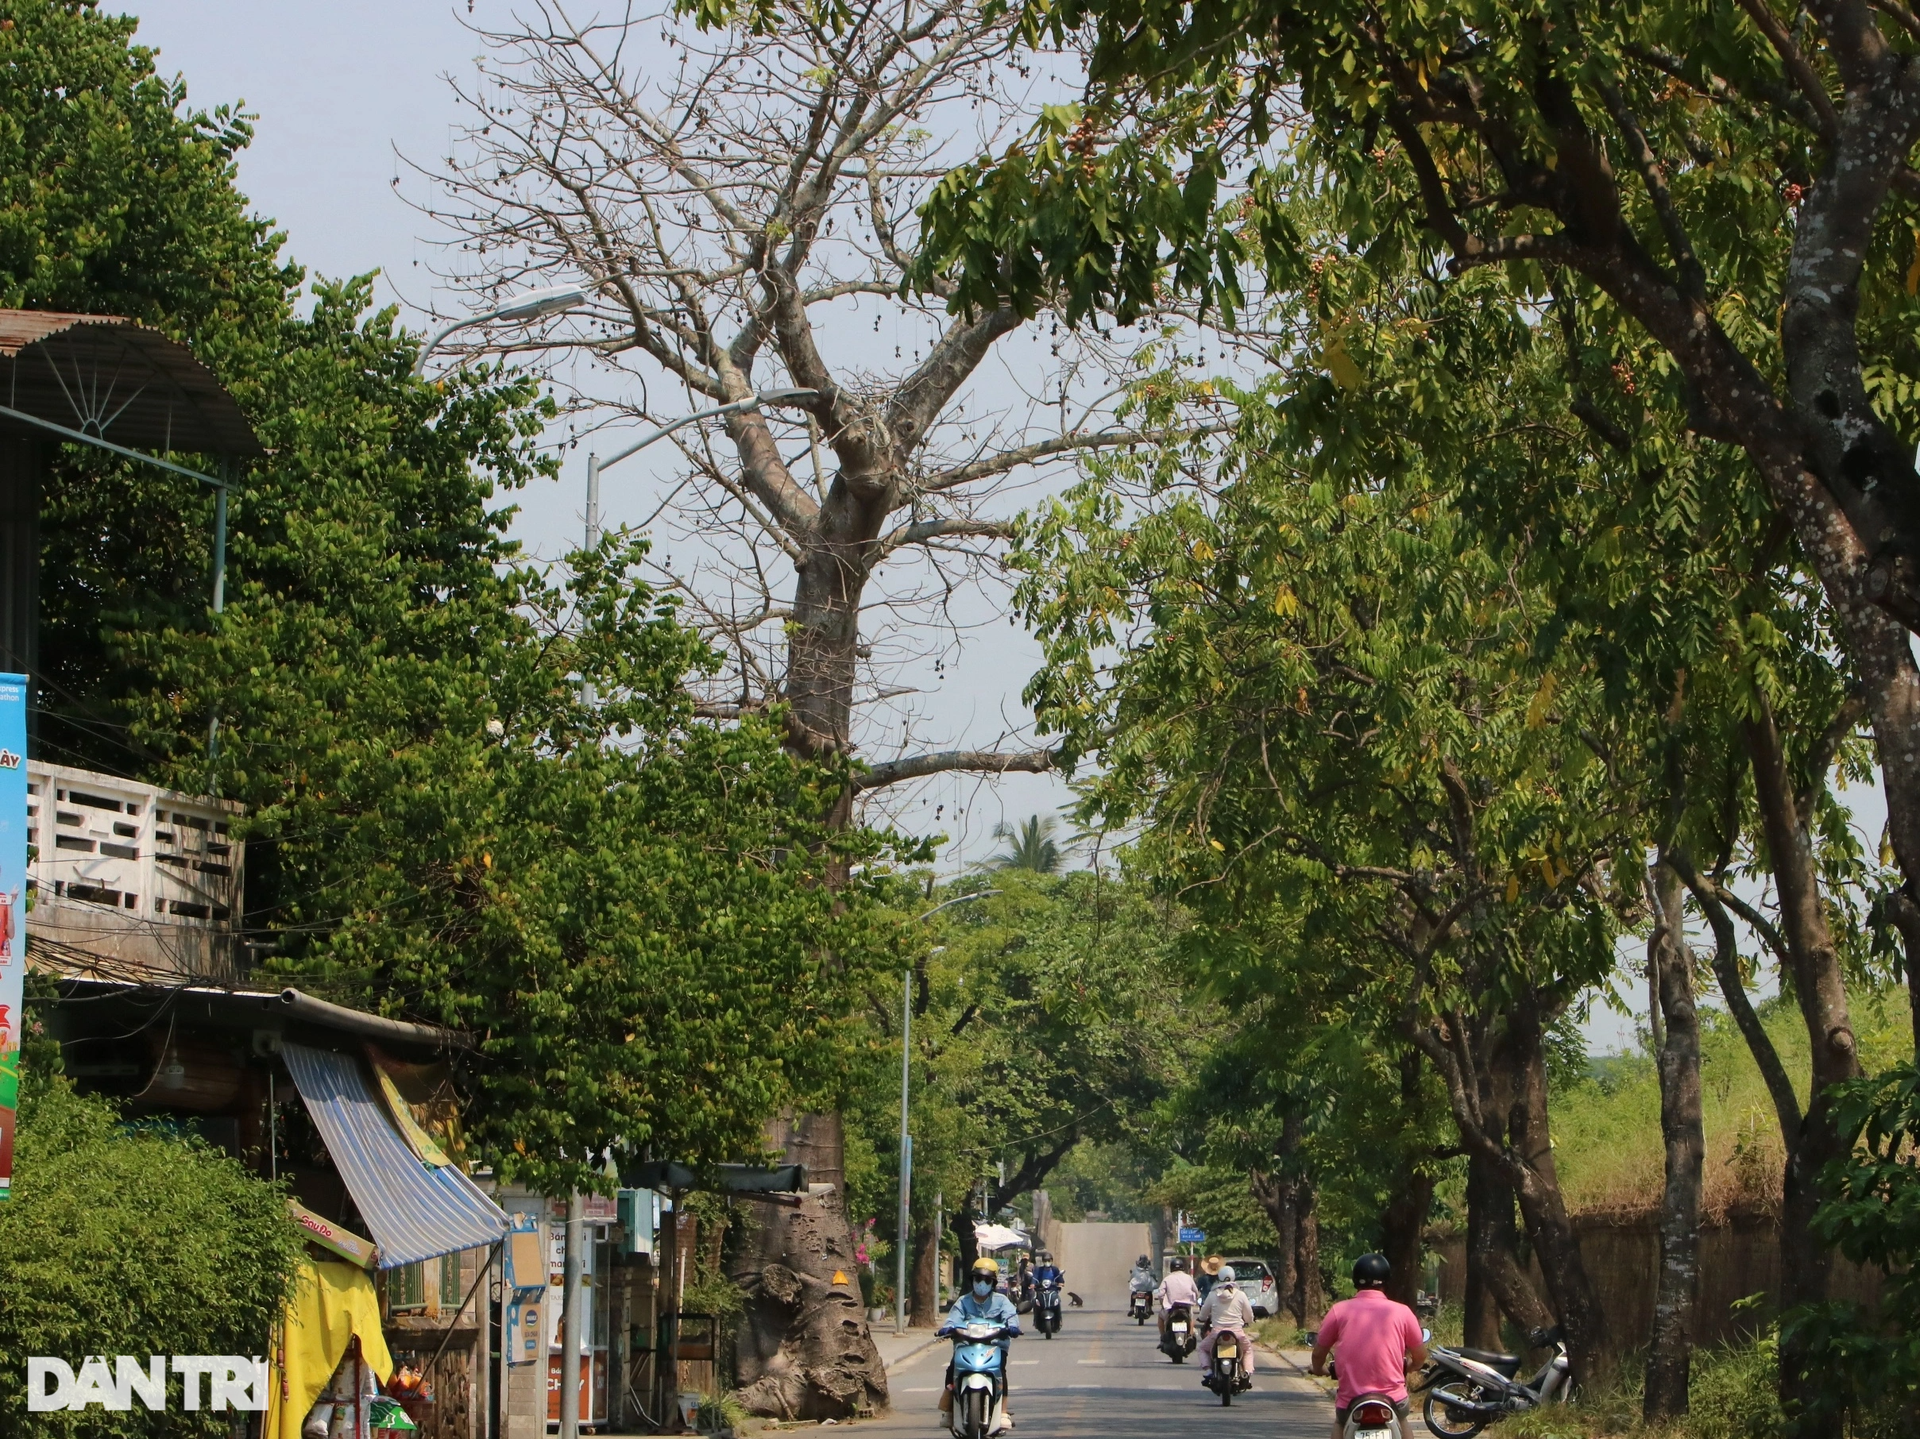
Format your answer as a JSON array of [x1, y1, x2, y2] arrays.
[[1352, 1253, 1391, 1290], [1137, 1255, 1152, 1267], [1170, 1256, 1188, 1271]]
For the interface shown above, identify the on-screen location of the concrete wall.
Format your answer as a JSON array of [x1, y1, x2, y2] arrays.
[[1046, 1222, 1154, 1311]]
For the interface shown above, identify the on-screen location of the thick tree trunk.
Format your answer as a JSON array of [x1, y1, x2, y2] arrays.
[[1294, 1182, 1326, 1325], [1743, 705, 1862, 1439], [1379, 1053, 1435, 1309], [1462, 1153, 1503, 1351], [910, 1209, 940, 1328], [1464, 1040, 1554, 1347], [1500, 1003, 1611, 1383], [1250, 1109, 1306, 1324], [1380, 1163, 1435, 1310], [730, 1114, 887, 1419], [957, 1190, 981, 1280], [1645, 862, 1704, 1423], [1250, 1165, 1299, 1323]]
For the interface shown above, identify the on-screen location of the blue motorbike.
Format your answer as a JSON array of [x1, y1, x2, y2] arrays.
[[941, 1320, 1011, 1439]]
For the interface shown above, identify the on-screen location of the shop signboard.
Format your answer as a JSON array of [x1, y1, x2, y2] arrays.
[[0, 673, 24, 1201]]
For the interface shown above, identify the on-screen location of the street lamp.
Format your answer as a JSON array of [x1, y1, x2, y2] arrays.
[[411, 282, 592, 375], [582, 387, 819, 548]]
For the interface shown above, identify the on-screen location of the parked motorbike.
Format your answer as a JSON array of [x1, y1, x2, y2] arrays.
[[941, 1320, 1012, 1439], [1160, 1302, 1198, 1363], [1342, 1394, 1409, 1439], [1416, 1326, 1573, 1439], [1032, 1274, 1063, 1338], [1129, 1290, 1153, 1325], [1203, 1330, 1253, 1405]]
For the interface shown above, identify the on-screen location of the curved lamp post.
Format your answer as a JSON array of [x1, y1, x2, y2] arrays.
[[410, 282, 591, 376]]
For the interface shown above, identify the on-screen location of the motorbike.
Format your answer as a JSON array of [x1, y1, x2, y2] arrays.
[[1203, 1330, 1253, 1405], [1129, 1289, 1153, 1325], [1160, 1302, 1198, 1363], [1031, 1274, 1063, 1338], [1342, 1394, 1409, 1439], [941, 1320, 1012, 1439], [1416, 1326, 1573, 1439]]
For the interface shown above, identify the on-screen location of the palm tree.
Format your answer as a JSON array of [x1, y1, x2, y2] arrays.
[[987, 815, 1065, 874]]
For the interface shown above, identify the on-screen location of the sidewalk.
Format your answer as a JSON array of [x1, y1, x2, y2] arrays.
[[873, 1324, 945, 1374]]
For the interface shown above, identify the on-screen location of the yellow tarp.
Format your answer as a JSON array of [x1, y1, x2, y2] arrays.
[[265, 1258, 395, 1439]]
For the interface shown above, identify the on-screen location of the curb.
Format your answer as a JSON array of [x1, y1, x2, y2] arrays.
[[878, 1332, 946, 1373]]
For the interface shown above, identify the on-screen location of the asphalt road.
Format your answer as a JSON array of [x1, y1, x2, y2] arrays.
[[873, 1308, 1333, 1439]]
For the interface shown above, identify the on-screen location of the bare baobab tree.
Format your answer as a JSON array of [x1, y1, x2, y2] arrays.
[[415, 0, 1214, 821], [409, 0, 1214, 1417]]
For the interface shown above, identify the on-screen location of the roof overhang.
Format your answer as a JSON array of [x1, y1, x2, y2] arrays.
[[0, 311, 262, 457], [48, 977, 469, 1059]]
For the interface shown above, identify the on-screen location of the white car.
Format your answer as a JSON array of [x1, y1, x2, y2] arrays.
[[1222, 1257, 1279, 1318]]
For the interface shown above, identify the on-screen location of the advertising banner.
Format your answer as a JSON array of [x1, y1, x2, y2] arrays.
[[0, 671, 24, 1200]]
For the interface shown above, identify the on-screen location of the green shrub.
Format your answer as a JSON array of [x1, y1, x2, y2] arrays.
[[1685, 1336, 1782, 1439], [0, 1082, 305, 1436]]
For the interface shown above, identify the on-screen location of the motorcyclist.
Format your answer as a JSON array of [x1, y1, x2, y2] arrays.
[[1128, 1254, 1157, 1308], [1031, 1249, 1063, 1294], [939, 1257, 1023, 1426], [1310, 1254, 1428, 1439], [1156, 1254, 1200, 1344], [1197, 1264, 1257, 1387]]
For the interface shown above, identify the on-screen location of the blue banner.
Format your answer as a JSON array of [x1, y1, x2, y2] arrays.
[[1178, 1227, 1205, 1244], [0, 672, 24, 1199]]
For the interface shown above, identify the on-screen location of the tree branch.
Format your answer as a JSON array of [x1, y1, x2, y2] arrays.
[[1734, 0, 1841, 137], [920, 421, 1233, 493], [1666, 848, 1803, 1137], [853, 747, 1056, 792]]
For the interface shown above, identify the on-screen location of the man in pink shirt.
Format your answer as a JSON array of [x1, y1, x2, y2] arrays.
[[1310, 1254, 1428, 1439]]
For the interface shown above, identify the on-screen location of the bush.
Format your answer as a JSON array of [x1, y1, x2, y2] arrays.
[[1686, 1337, 1782, 1439], [0, 1082, 305, 1436]]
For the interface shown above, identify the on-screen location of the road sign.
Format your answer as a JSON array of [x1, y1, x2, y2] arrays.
[[1178, 1226, 1205, 1243]]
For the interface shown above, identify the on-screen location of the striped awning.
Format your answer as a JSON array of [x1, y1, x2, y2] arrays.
[[282, 1042, 507, 1268]]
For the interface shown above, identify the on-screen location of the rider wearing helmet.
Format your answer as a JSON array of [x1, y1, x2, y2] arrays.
[[1031, 1248, 1064, 1296], [1311, 1255, 1427, 1439], [1128, 1254, 1157, 1298], [939, 1257, 1023, 1425], [1198, 1264, 1258, 1386], [1156, 1254, 1200, 1343]]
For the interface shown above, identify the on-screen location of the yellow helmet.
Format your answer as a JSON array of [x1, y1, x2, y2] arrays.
[[969, 1257, 1001, 1280]]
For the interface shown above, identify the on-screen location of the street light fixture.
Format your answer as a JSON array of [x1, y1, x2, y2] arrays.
[[411, 282, 592, 375], [582, 387, 819, 548]]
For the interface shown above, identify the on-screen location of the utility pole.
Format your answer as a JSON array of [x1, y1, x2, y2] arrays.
[[560, 1191, 584, 1438], [896, 966, 911, 1335], [934, 1190, 945, 1309]]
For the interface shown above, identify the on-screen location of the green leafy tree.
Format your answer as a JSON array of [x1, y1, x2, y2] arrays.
[[0, 1082, 305, 1438], [844, 869, 1191, 1320]]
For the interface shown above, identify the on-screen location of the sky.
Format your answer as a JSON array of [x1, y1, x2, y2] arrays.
[[127, 0, 1079, 867]]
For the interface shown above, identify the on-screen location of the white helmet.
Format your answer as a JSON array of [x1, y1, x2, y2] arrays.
[[1216, 1265, 1236, 1284]]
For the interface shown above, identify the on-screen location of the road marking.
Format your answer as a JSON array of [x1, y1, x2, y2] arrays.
[[1075, 1360, 1104, 1365], [897, 1386, 939, 1393]]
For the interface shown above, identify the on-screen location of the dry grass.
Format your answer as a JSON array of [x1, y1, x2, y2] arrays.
[[1549, 990, 1912, 1222]]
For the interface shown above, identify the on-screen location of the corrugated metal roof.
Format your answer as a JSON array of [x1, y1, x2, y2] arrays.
[[282, 1042, 507, 1268], [0, 310, 261, 455]]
